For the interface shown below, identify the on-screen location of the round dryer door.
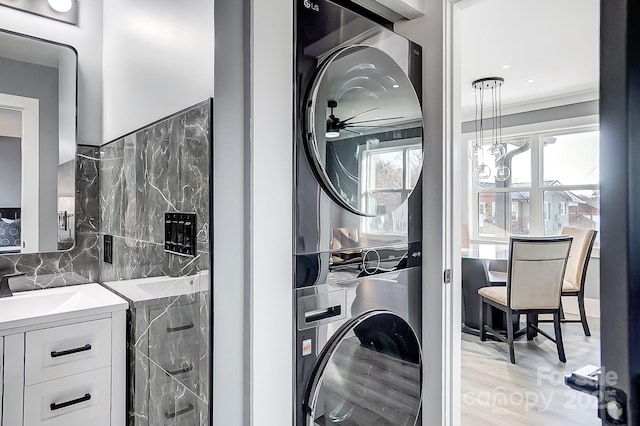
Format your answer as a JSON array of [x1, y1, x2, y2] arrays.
[[305, 310, 422, 426], [304, 44, 424, 217]]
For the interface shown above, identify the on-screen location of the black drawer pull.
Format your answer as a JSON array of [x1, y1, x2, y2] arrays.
[[51, 344, 92, 358], [166, 364, 194, 376], [165, 403, 194, 419], [50, 393, 91, 411], [167, 322, 194, 333]]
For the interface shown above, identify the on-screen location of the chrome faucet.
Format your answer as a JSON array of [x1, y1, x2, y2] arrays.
[[0, 273, 24, 298]]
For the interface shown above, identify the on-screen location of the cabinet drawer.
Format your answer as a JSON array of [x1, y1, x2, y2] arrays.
[[149, 303, 198, 354], [149, 377, 199, 426], [150, 345, 200, 396], [24, 367, 111, 426], [25, 318, 112, 385]]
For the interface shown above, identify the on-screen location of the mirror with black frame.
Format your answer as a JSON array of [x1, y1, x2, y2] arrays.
[[0, 30, 77, 254], [305, 45, 423, 217]]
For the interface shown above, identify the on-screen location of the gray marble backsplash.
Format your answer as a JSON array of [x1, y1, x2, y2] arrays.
[[99, 101, 211, 426], [100, 102, 210, 282], [0, 145, 101, 291]]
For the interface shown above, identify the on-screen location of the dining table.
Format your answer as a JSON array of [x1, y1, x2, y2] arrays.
[[461, 243, 522, 337]]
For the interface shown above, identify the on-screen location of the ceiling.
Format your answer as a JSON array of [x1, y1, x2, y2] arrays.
[[459, 0, 600, 115]]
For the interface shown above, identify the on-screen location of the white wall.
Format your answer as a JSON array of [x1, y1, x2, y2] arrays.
[[0, 0, 103, 146], [213, 0, 248, 423], [250, 0, 293, 424], [102, 0, 214, 142]]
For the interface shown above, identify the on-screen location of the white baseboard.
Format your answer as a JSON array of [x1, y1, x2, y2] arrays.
[[561, 296, 600, 319]]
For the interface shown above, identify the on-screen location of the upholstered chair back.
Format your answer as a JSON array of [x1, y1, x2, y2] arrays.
[[507, 236, 572, 310], [560, 227, 597, 292]]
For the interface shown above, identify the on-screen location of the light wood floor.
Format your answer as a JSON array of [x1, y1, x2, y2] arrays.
[[461, 315, 601, 425]]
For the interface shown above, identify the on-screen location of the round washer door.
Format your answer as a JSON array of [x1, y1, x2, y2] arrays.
[[304, 44, 424, 217], [305, 310, 422, 426]]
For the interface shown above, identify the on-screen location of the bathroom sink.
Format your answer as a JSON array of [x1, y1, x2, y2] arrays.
[[103, 271, 209, 305], [0, 283, 128, 331]]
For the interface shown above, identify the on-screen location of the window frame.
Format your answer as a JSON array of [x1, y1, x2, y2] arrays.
[[360, 141, 422, 234], [467, 124, 599, 245]]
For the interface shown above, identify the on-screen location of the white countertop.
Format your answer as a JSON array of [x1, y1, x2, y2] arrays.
[[103, 271, 209, 304], [0, 283, 128, 332]]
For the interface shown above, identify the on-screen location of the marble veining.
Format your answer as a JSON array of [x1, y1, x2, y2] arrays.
[[0, 145, 101, 291], [99, 102, 211, 426], [100, 104, 210, 260]]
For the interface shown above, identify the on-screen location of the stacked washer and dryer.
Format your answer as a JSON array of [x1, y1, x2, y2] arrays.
[[294, 1, 425, 425]]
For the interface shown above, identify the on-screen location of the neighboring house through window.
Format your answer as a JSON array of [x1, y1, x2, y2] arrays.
[[470, 128, 600, 244]]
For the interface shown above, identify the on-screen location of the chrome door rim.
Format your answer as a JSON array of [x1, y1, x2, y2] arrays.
[[304, 309, 423, 426]]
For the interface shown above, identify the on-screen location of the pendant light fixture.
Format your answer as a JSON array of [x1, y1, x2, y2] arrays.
[[470, 77, 510, 182]]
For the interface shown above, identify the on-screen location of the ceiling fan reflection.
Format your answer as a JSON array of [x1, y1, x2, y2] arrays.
[[325, 100, 404, 138]]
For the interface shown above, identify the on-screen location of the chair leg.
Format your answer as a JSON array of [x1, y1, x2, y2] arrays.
[[507, 310, 516, 364], [559, 301, 565, 320], [553, 312, 567, 363], [526, 313, 535, 341], [578, 294, 591, 337], [479, 297, 487, 342]]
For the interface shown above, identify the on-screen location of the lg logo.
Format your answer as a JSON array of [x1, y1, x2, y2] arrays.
[[303, 0, 319, 11]]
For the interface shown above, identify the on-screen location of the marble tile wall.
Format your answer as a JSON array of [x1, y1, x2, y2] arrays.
[[100, 102, 210, 282], [99, 101, 211, 426], [0, 145, 101, 291]]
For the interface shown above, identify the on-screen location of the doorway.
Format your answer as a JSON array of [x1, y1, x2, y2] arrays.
[[448, 0, 602, 424]]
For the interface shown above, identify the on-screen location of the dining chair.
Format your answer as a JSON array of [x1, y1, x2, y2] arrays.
[[557, 227, 598, 336], [478, 236, 573, 364]]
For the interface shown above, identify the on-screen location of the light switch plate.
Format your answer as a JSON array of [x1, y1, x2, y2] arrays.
[[164, 212, 197, 257]]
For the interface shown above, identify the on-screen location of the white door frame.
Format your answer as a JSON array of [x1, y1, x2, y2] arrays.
[[395, 1, 459, 423], [0, 93, 39, 253], [444, 0, 467, 424]]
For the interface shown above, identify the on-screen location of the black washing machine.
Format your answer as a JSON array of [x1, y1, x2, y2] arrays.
[[294, 0, 425, 425], [295, 248, 423, 425]]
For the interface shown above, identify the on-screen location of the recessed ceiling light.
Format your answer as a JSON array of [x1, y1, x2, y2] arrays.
[[48, 0, 73, 13], [527, 79, 535, 84], [501, 64, 511, 69], [392, 84, 400, 89]]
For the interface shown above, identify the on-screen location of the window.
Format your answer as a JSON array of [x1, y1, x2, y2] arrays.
[[469, 129, 599, 243], [477, 192, 530, 237], [544, 202, 551, 221], [362, 141, 421, 233], [511, 202, 519, 221]]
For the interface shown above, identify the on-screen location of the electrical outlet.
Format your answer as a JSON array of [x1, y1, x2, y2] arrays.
[[103, 235, 113, 264]]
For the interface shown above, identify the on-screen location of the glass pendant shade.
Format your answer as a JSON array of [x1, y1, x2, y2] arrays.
[[475, 163, 491, 180], [495, 164, 511, 182], [471, 77, 507, 182], [489, 143, 506, 162], [468, 144, 483, 162]]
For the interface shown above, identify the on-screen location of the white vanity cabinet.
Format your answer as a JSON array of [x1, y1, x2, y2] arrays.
[[0, 284, 128, 426]]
